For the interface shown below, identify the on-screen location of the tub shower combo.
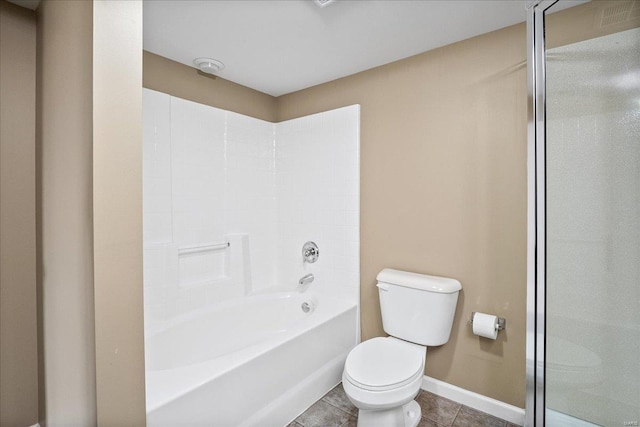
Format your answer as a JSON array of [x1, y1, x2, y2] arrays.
[[142, 90, 360, 426]]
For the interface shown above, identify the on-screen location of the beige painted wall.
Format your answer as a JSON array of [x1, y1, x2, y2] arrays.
[[93, 1, 146, 424], [0, 1, 38, 425], [546, 0, 640, 48], [37, 0, 97, 424], [144, 51, 277, 122], [277, 24, 529, 407], [37, 1, 146, 424]]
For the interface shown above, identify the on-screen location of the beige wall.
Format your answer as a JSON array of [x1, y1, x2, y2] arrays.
[[0, 1, 38, 425], [37, 0, 97, 424], [546, 0, 640, 48], [92, 1, 146, 424], [37, 1, 147, 424], [277, 24, 529, 407], [144, 51, 277, 122]]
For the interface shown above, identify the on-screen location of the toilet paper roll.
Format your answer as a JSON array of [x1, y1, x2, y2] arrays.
[[472, 313, 498, 340]]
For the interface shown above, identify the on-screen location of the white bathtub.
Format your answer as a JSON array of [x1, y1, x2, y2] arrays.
[[145, 291, 358, 426]]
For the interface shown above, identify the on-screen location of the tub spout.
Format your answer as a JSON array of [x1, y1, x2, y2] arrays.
[[299, 273, 314, 287]]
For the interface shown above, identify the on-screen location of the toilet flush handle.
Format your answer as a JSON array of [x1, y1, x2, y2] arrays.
[[376, 283, 389, 292]]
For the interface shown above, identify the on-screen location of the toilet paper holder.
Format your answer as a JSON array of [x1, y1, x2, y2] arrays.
[[469, 312, 506, 331]]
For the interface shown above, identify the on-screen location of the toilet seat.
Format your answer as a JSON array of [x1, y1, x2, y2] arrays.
[[344, 337, 424, 392]]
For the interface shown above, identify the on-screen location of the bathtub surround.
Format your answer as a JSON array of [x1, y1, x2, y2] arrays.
[[276, 108, 360, 304], [143, 90, 359, 324], [143, 91, 359, 423], [143, 92, 277, 321]]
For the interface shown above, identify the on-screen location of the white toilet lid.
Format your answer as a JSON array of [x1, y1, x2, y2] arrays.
[[344, 337, 424, 391]]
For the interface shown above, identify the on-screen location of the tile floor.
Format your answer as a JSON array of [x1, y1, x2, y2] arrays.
[[289, 383, 517, 427]]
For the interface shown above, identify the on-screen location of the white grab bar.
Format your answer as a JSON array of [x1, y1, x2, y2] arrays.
[[178, 241, 230, 255]]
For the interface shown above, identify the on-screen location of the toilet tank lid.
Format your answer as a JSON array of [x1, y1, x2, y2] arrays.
[[377, 268, 462, 293]]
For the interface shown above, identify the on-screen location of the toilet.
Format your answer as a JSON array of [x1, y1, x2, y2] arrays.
[[342, 268, 462, 427]]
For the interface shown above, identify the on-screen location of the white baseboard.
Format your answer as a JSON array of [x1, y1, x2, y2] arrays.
[[421, 376, 525, 426]]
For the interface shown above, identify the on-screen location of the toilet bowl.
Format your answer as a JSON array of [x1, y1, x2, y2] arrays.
[[343, 337, 424, 427], [342, 269, 462, 427]]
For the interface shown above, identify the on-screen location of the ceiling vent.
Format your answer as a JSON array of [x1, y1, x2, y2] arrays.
[[599, 1, 635, 27], [193, 58, 225, 75], [312, 0, 336, 8], [630, 1, 640, 19]]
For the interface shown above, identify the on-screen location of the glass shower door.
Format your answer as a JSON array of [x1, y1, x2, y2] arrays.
[[542, 1, 640, 426]]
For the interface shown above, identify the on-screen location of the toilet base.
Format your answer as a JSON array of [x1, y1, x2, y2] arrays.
[[356, 399, 421, 427]]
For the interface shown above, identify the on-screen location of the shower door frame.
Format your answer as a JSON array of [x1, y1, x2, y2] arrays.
[[525, 1, 558, 426]]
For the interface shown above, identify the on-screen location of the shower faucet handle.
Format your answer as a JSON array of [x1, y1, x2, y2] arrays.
[[302, 241, 319, 263], [304, 246, 318, 258]]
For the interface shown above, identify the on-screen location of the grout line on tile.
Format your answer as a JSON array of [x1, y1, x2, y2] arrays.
[[339, 418, 355, 427], [449, 404, 462, 427], [320, 398, 355, 417]]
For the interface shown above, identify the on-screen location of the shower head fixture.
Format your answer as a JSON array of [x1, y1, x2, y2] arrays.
[[193, 57, 225, 75]]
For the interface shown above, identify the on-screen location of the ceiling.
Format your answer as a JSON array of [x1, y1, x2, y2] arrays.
[[143, 0, 585, 97], [8, 0, 585, 96]]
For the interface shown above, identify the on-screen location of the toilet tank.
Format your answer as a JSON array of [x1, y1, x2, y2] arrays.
[[377, 269, 462, 346]]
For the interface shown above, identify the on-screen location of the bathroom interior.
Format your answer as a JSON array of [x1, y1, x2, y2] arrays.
[[0, 0, 638, 426]]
